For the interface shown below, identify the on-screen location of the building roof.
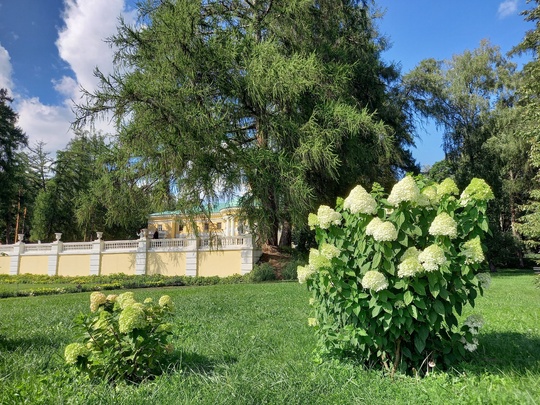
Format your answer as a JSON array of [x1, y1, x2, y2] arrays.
[[149, 199, 240, 218]]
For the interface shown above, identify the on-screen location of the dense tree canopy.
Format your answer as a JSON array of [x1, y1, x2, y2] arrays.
[[75, 0, 416, 246], [0, 89, 27, 244]]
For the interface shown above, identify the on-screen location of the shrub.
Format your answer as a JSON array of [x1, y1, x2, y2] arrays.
[[300, 176, 493, 375], [281, 260, 302, 280], [250, 263, 276, 282], [65, 291, 175, 383]]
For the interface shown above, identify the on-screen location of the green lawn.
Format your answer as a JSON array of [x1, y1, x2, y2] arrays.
[[0, 274, 539, 404]]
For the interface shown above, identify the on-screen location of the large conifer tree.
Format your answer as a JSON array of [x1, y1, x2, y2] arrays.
[[76, 0, 415, 246]]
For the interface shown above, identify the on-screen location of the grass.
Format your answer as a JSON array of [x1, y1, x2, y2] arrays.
[[0, 273, 539, 404]]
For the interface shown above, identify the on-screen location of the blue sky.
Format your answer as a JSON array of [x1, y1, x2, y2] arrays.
[[0, 0, 534, 166]]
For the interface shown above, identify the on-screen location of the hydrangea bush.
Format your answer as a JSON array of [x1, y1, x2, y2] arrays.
[[299, 176, 493, 374], [65, 291, 175, 383]]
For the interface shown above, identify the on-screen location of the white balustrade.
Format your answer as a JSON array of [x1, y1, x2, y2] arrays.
[[62, 242, 93, 252], [104, 240, 139, 251]]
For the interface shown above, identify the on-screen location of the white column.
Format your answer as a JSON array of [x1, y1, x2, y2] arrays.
[[89, 239, 103, 276], [185, 238, 198, 276], [135, 237, 148, 275], [48, 241, 62, 276], [240, 234, 254, 275], [9, 241, 24, 275]]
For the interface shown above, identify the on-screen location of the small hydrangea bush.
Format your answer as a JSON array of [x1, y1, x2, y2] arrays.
[[299, 176, 493, 374], [64, 291, 175, 383]]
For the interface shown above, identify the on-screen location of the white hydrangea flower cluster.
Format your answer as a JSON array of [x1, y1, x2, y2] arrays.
[[308, 213, 319, 229], [297, 264, 316, 284], [320, 243, 341, 260], [460, 178, 494, 206], [365, 217, 398, 242], [159, 295, 173, 307], [309, 248, 331, 270], [343, 185, 377, 215], [397, 257, 424, 278], [387, 176, 421, 206], [118, 303, 148, 333], [308, 318, 319, 327], [476, 272, 491, 289], [461, 314, 484, 352], [461, 236, 485, 264], [437, 178, 459, 197], [316, 205, 342, 229], [464, 314, 484, 334], [116, 292, 136, 309], [361, 271, 389, 292], [418, 244, 447, 272], [461, 336, 479, 352], [90, 292, 107, 312], [64, 343, 89, 365], [420, 185, 439, 206], [401, 247, 420, 260], [429, 212, 458, 239]]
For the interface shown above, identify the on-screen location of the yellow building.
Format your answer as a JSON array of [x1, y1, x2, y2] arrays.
[[147, 201, 246, 239]]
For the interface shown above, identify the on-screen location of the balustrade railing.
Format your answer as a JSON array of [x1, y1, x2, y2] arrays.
[[104, 240, 139, 251], [62, 242, 93, 252]]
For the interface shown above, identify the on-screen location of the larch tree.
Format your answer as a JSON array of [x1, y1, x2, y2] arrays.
[[75, 0, 415, 246], [511, 0, 540, 250], [0, 89, 28, 244]]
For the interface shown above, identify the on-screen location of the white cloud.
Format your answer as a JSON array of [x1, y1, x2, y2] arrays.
[[56, 0, 137, 96], [16, 97, 74, 154], [12, 0, 138, 153], [498, 0, 519, 18], [52, 75, 79, 99], [0, 44, 13, 93]]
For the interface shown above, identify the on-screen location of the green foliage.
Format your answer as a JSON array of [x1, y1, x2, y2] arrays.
[[0, 273, 251, 298], [301, 176, 493, 374], [1, 280, 540, 402], [0, 89, 28, 244], [65, 291, 175, 383], [249, 263, 276, 282], [280, 259, 302, 281], [75, 0, 416, 246]]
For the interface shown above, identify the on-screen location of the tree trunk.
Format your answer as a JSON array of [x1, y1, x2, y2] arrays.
[[279, 220, 292, 248]]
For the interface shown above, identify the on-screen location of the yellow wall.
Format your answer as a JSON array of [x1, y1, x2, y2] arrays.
[[198, 250, 241, 277], [57, 255, 91, 277], [147, 252, 186, 276], [0, 256, 10, 274], [100, 253, 136, 275], [20, 255, 49, 275]]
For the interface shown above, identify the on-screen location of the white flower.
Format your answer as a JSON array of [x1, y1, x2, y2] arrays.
[[461, 236, 485, 264], [461, 336, 479, 352], [437, 178, 459, 196], [320, 243, 341, 260], [309, 248, 331, 270], [297, 264, 316, 284], [387, 176, 421, 206], [366, 217, 398, 242], [317, 205, 342, 229], [401, 247, 420, 261], [308, 318, 319, 327], [361, 271, 389, 292], [418, 244, 447, 272], [460, 178, 494, 206], [429, 212, 458, 239], [397, 257, 424, 278], [90, 292, 107, 312], [476, 272, 491, 289], [308, 213, 319, 229], [344, 185, 377, 215], [421, 185, 439, 205], [464, 314, 484, 334]]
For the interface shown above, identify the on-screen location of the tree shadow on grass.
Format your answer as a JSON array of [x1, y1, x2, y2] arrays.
[[463, 332, 540, 375], [165, 350, 237, 377], [0, 334, 62, 353]]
